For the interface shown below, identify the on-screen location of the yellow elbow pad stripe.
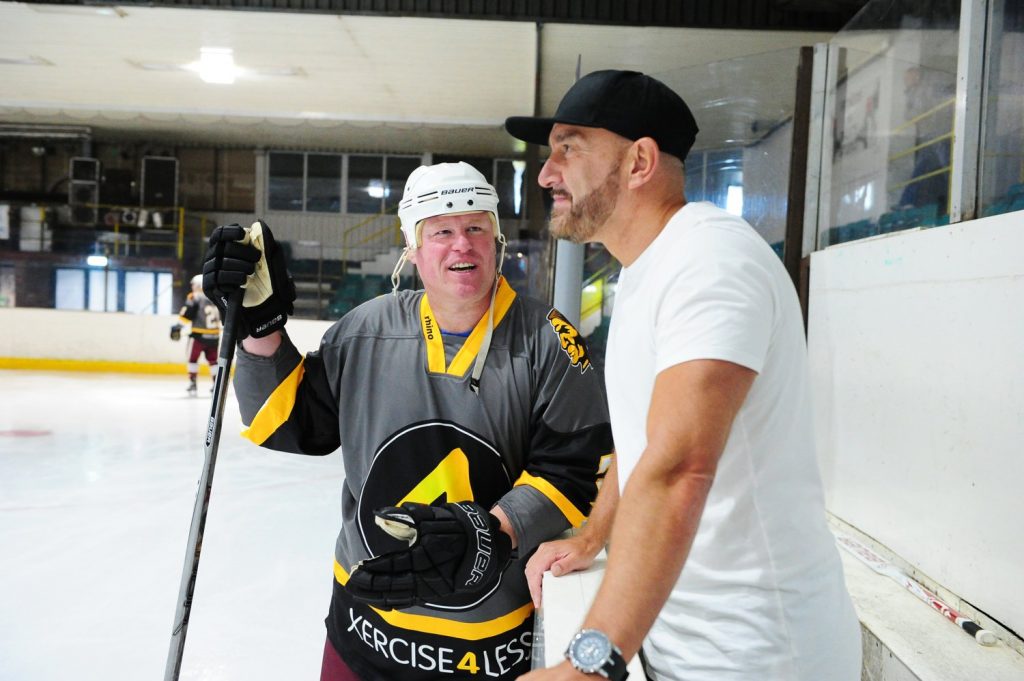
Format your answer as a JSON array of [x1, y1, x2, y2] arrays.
[[241, 360, 305, 445], [513, 470, 586, 528], [333, 560, 532, 639]]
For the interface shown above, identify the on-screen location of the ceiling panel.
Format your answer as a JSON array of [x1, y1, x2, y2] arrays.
[[0, 1, 835, 155]]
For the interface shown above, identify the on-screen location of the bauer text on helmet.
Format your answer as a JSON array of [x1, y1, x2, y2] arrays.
[[397, 162, 501, 249]]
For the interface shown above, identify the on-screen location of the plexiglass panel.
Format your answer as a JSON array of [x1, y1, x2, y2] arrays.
[[656, 47, 801, 256], [824, 0, 960, 246], [979, 1, 1024, 218]]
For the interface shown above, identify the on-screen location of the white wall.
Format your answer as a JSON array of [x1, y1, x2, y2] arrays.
[[0, 308, 332, 366], [808, 210, 1024, 635]]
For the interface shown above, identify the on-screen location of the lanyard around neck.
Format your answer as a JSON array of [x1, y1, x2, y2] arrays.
[[419, 276, 516, 376]]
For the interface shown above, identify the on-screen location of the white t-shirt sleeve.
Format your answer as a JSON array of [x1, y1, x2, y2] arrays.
[[653, 230, 774, 375]]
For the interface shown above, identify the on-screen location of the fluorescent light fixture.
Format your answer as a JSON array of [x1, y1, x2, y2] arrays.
[[87, 255, 109, 267], [198, 47, 236, 85]]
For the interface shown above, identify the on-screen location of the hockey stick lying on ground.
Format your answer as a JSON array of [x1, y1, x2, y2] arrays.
[[164, 290, 244, 681], [835, 533, 997, 646]]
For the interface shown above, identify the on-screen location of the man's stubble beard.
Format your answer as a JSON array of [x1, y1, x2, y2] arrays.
[[548, 164, 621, 244]]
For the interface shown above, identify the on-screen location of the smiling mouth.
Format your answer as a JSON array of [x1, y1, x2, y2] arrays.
[[448, 263, 476, 272]]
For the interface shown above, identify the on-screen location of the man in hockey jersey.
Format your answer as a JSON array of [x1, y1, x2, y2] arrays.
[[202, 162, 613, 680], [170, 274, 221, 395]]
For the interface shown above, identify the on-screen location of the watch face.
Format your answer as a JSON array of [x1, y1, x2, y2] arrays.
[[570, 630, 612, 672]]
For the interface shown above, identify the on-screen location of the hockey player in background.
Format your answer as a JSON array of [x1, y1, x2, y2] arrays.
[[170, 274, 221, 395], [201, 162, 613, 680]]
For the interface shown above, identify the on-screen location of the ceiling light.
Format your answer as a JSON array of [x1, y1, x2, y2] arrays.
[[87, 255, 109, 267], [197, 47, 236, 85]]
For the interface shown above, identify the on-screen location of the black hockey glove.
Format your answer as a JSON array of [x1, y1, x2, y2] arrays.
[[202, 220, 295, 338], [347, 501, 513, 610], [169, 324, 183, 341]]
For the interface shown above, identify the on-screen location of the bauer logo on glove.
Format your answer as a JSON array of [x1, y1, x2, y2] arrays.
[[346, 501, 513, 611]]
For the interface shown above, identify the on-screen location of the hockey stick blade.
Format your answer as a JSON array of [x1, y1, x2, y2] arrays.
[[164, 289, 245, 681], [836, 534, 997, 646]]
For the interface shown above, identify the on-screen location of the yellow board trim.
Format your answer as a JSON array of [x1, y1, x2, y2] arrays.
[[419, 277, 517, 377], [333, 560, 533, 640], [0, 357, 220, 376], [513, 470, 586, 528], [241, 360, 305, 445]]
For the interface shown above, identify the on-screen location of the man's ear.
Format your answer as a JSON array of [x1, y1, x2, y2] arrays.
[[626, 137, 661, 190]]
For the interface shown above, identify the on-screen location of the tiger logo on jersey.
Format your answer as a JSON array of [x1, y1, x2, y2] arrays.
[[546, 309, 592, 373]]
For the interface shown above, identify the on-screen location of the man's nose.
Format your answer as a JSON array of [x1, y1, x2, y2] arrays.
[[538, 157, 558, 188]]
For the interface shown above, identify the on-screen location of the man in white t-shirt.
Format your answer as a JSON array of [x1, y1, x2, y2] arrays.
[[506, 70, 861, 681]]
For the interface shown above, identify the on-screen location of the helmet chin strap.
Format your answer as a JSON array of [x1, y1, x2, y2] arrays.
[[390, 247, 410, 295], [470, 234, 507, 394]]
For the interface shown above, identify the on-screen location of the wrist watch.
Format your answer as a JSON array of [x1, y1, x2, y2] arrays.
[[565, 628, 629, 680]]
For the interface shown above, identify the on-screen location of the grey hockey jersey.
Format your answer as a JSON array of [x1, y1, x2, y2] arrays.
[[233, 277, 613, 680]]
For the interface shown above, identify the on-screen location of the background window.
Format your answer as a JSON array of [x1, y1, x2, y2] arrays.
[[55, 269, 86, 310], [384, 156, 422, 212], [495, 160, 526, 218], [306, 154, 342, 212], [347, 155, 384, 214], [268, 152, 304, 211], [87, 269, 117, 311]]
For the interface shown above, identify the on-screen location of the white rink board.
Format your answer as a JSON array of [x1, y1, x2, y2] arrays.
[[536, 549, 645, 676], [808, 211, 1024, 636]]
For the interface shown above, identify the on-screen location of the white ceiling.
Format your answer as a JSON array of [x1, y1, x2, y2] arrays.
[[0, 1, 834, 155]]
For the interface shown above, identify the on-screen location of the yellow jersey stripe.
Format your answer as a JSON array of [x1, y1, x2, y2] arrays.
[[513, 470, 586, 528], [333, 560, 532, 640], [241, 360, 305, 445]]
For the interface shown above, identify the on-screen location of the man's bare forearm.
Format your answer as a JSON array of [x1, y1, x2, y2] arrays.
[[579, 456, 620, 551], [582, 460, 712, 659]]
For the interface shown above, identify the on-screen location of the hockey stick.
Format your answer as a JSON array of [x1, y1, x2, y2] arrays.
[[835, 533, 997, 646], [164, 289, 245, 681]]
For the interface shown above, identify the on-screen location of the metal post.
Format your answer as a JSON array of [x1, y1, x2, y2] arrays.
[[551, 54, 586, 323], [552, 240, 585, 326], [803, 43, 831, 257], [816, 44, 842, 249], [950, 0, 988, 223]]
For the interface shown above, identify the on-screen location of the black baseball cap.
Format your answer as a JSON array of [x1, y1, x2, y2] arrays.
[[505, 69, 699, 162]]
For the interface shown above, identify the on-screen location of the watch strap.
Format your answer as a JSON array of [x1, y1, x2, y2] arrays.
[[602, 646, 629, 681]]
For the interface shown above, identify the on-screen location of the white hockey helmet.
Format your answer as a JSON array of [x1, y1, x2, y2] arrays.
[[397, 162, 501, 249], [190, 274, 203, 289]]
